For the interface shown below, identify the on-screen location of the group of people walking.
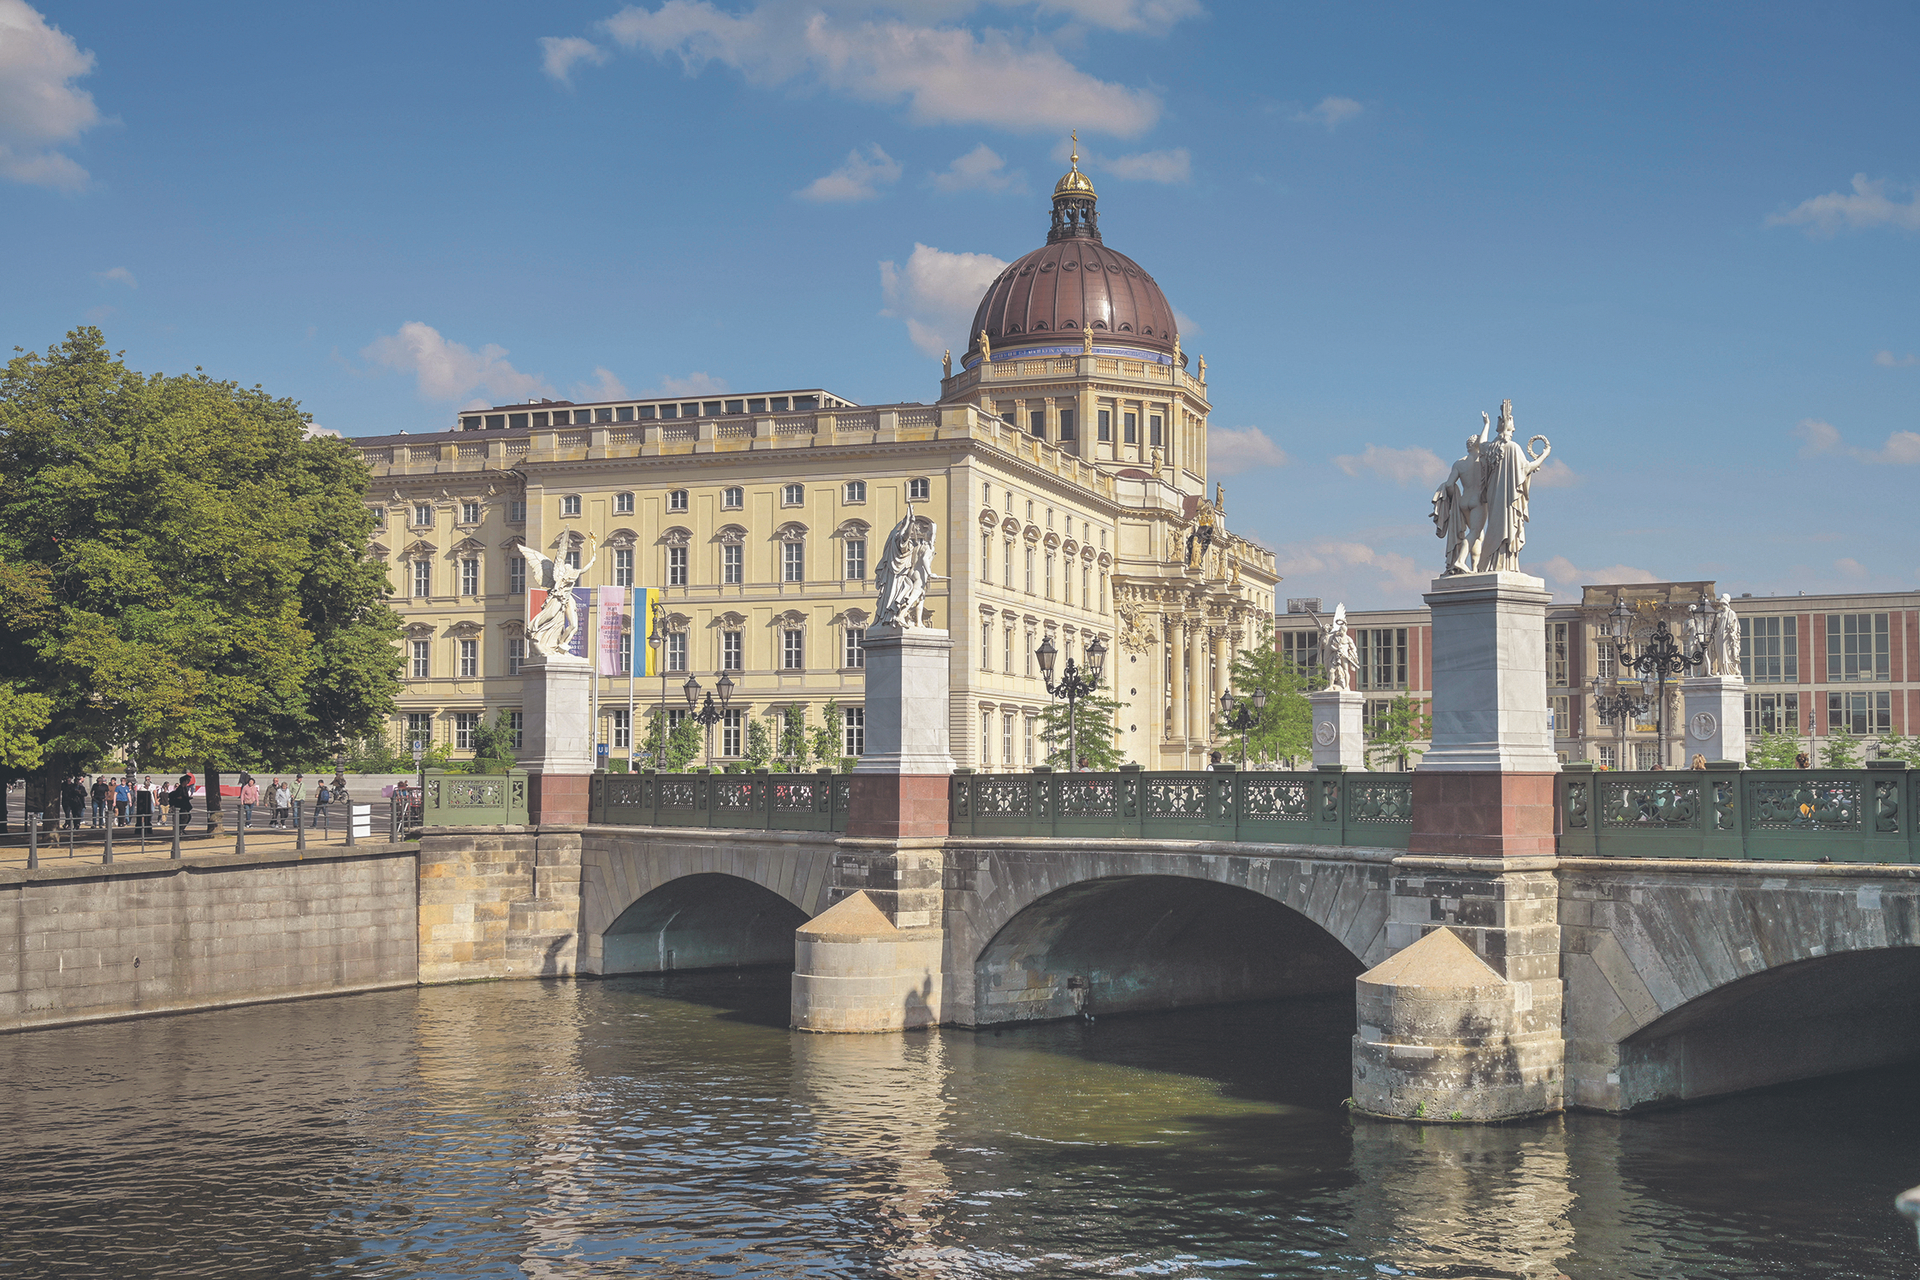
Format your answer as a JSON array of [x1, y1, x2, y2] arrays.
[[48, 771, 351, 833], [235, 773, 348, 830]]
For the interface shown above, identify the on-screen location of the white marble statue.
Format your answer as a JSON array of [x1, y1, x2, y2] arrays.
[[1311, 603, 1359, 692], [517, 536, 597, 658], [1710, 592, 1741, 676], [1475, 400, 1551, 573], [1432, 419, 1492, 575], [874, 503, 938, 629]]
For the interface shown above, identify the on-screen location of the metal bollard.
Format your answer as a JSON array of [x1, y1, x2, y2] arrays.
[[102, 809, 114, 865], [170, 810, 182, 859], [296, 807, 306, 853], [235, 813, 246, 856], [26, 812, 38, 870]]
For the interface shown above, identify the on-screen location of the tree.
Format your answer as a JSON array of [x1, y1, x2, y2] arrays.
[[0, 328, 402, 818], [469, 711, 517, 770], [664, 714, 702, 771], [1746, 731, 1803, 770], [779, 704, 810, 770], [810, 699, 841, 768], [744, 716, 775, 770], [1876, 735, 1920, 765], [1224, 621, 1314, 767], [1039, 693, 1126, 771], [1821, 730, 1864, 769], [1366, 695, 1433, 771]]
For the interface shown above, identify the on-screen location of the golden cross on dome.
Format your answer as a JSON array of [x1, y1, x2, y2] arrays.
[[1070, 130, 1079, 168]]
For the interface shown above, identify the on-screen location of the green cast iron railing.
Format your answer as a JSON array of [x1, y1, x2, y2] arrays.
[[948, 767, 1413, 848], [589, 770, 852, 832], [1557, 762, 1918, 862], [420, 769, 529, 827]]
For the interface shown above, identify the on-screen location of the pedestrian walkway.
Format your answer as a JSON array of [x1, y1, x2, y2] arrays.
[[0, 801, 408, 868]]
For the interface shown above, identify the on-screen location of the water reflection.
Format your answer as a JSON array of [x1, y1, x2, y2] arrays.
[[0, 973, 1916, 1278]]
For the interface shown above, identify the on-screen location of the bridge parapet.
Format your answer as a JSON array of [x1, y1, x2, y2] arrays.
[[1557, 761, 1916, 863], [588, 770, 851, 832]]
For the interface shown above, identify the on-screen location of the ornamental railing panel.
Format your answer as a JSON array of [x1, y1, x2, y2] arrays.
[[588, 771, 849, 833], [420, 769, 530, 827]]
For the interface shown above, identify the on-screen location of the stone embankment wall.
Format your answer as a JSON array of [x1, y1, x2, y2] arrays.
[[416, 826, 582, 983], [0, 846, 419, 1033]]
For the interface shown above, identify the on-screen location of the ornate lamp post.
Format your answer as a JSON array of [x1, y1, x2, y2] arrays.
[[684, 672, 732, 770], [1589, 674, 1650, 765], [646, 602, 667, 768], [1610, 599, 1706, 770], [1036, 634, 1107, 771], [1220, 688, 1268, 770]]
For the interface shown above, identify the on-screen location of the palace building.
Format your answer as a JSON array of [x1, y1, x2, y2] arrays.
[[351, 150, 1279, 771]]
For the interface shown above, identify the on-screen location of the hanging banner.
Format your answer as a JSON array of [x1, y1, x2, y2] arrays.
[[597, 586, 627, 676], [633, 587, 661, 676], [567, 587, 593, 660]]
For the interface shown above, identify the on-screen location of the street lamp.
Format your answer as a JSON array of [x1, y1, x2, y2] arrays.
[[1220, 687, 1267, 770], [646, 602, 667, 768], [1589, 674, 1650, 766], [687, 673, 730, 770], [1038, 634, 1107, 770], [1611, 598, 1706, 770]]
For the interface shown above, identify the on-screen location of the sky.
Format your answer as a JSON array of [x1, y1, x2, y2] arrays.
[[4, 0, 1917, 608]]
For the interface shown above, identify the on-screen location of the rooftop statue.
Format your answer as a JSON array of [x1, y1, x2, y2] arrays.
[[1430, 399, 1552, 575], [874, 503, 938, 629], [517, 536, 597, 659]]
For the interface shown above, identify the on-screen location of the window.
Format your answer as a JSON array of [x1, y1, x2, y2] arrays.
[[459, 639, 477, 677], [908, 478, 930, 501], [412, 560, 431, 598], [845, 538, 866, 581], [1025, 630, 1035, 677], [1595, 640, 1617, 681], [1829, 690, 1891, 736], [783, 629, 804, 670], [619, 628, 632, 673], [611, 708, 631, 750], [1030, 410, 1046, 439], [615, 492, 634, 514], [667, 708, 687, 733], [1025, 548, 1035, 594], [722, 486, 743, 509], [414, 503, 433, 527], [561, 495, 581, 517], [782, 484, 804, 506], [1004, 540, 1014, 587], [1123, 412, 1138, 444], [461, 558, 479, 596], [1004, 489, 1014, 514], [508, 637, 524, 676], [982, 531, 993, 584], [1045, 553, 1055, 600], [508, 555, 526, 595], [1827, 613, 1888, 682], [1003, 713, 1015, 765], [668, 546, 688, 586], [614, 548, 633, 587], [843, 706, 865, 756], [508, 500, 527, 523], [1024, 715, 1036, 765], [411, 640, 430, 679], [460, 501, 480, 524], [1354, 628, 1409, 691], [1045, 507, 1053, 529], [1547, 622, 1568, 687], [1058, 409, 1075, 441], [666, 632, 687, 672], [1098, 409, 1111, 441], [844, 627, 865, 669], [565, 544, 580, 570], [1740, 616, 1797, 683], [783, 540, 804, 583], [455, 713, 479, 751], [1633, 742, 1660, 770], [1004, 627, 1014, 674], [844, 480, 867, 502], [723, 630, 743, 670], [407, 712, 432, 744], [981, 623, 994, 670], [1081, 567, 1090, 611], [667, 489, 688, 512], [1100, 572, 1107, 614], [723, 543, 742, 584], [1597, 745, 1617, 770], [1744, 692, 1799, 734], [722, 709, 742, 756], [1149, 414, 1163, 447], [1550, 695, 1570, 735], [1282, 630, 1320, 677], [370, 505, 386, 527], [507, 710, 523, 750], [983, 481, 993, 504], [981, 710, 994, 764], [1364, 699, 1393, 738]]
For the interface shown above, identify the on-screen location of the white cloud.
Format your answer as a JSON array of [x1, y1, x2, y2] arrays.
[[1769, 174, 1920, 235], [932, 142, 1016, 193], [597, 1, 1162, 134], [797, 143, 900, 202], [645, 371, 730, 397], [1172, 307, 1200, 337], [1273, 537, 1427, 600], [1794, 416, 1920, 465], [362, 322, 554, 404], [1100, 146, 1189, 183], [572, 366, 630, 401], [1032, 0, 1203, 33], [1835, 557, 1868, 580], [1531, 556, 1661, 602], [1208, 426, 1289, 476], [1331, 443, 1446, 488], [1294, 95, 1362, 129], [1534, 458, 1580, 488], [539, 35, 610, 84], [879, 241, 1008, 357], [83, 303, 112, 323], [1874, 350, 1919, 368], [303, 423, 342, 440], [93, 265, 135, 287], [0, 0, 103, 192]]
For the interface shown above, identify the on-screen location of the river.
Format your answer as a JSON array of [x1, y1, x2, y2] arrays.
[[2, 974, 1915, 1278]]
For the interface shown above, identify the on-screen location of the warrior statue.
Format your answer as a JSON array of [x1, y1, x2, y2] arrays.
[[517, 535, 598, 658], [1710, 592, 1741, 676], [874, 503, 938, 629], [1431, 417, 1492, 575], [1309, 603, 1360, 692], [1475, 399, 1551, 573]]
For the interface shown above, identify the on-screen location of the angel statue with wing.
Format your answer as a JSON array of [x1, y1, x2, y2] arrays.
[[517, 535, 597, 658], [874, 503, 939, 629]]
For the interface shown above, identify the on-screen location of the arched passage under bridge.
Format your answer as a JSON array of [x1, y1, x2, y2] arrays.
[[600, 873, 810, 975]]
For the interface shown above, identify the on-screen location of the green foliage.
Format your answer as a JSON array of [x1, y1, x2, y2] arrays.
[[1821, 730, 1864, 769], [779, 704, 810, 769], [811, 699, 841, 766], [1875, 734, 1920, 764], [665, 713, 702, 771], [0, 682, 53, 774], [1040, 693, 1126, 771], [1366, 694, 1433, 771], [744, 716, 775, 770], [470, 711, 517, 767], [1224, 621, 1313, 767], [0, 328, 401, 777], [640, 708, 669, 768], [1746, 731, 1803, 770]]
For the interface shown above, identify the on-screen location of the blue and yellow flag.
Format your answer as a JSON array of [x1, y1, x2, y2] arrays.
[[633, 586, 662, 676]]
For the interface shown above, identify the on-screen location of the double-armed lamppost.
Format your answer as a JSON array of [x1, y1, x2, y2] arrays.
[[1036, 634, 1107, 771], [683, 672, 733, 770], [646, 601, 668, 768], [1219, 688, 1268, 770], [1589, 674, 1650, 764], [1610, 598, 1707, 770]]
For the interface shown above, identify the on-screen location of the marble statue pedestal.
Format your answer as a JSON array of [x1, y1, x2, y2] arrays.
[[849, 628, 955, 839], [521, 655, 594, 824], [1308, 690, 1367, 769], [1681, 675, 1748, 766]]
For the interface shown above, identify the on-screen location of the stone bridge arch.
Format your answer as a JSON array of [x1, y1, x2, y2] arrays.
[[1562, 864, 1920, 1110], [940, 842, 1398, 1027]]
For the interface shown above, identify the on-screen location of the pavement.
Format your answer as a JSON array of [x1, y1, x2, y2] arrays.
[[0, 799, 410, 868]]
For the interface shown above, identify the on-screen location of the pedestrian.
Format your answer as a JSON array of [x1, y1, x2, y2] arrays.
[[1690, 753, 1707, 771], [289, 773, 307, 831], [113, 777, 131, 823], [310, 780, 332, 830], [168, 774, 194, 834], [134, 776, 156, 834], [62, 776, 85, 829], [271, 778, 291, 829], [239, 774, 259, 829], [1795, 752, 1811, 770], [90, 775, 109, 827]]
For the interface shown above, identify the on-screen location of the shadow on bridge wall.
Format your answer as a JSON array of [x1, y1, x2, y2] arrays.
[[601, 873, 810, 975], [1616, 947, 1920, 1109], [972, 875, 1366, 1026]]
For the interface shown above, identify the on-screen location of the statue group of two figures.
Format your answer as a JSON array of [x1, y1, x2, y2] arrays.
[[1431, 399, 1553, 575]]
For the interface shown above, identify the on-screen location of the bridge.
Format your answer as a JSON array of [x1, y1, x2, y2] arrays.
[[414, 760, 1920, 1116]]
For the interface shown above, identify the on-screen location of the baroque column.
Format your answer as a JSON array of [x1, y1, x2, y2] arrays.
[[1163, 607, 1183, 750], [1186, 616, 1208, 754]]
